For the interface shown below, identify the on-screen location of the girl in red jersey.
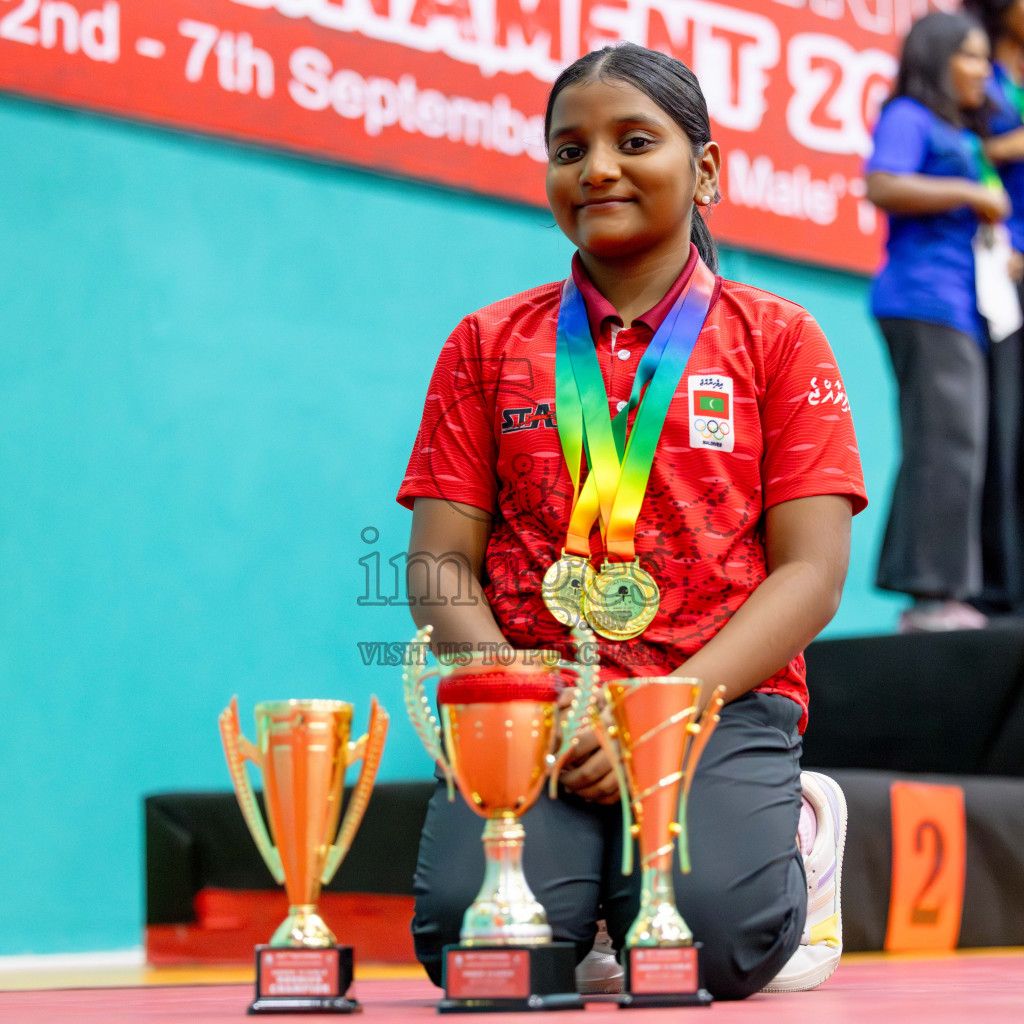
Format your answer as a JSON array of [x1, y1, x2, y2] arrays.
[[398, 43, 867, 1000]]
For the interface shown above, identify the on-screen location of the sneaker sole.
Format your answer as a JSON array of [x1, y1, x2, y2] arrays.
[[576, 978, 625, 995], [762, 772, 848, 993]]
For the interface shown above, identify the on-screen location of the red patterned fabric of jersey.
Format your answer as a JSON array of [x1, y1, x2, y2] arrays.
[[399, 252, 867, 733]]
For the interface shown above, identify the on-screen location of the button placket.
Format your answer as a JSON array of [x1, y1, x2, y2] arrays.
[[611, 328, 643, 414]]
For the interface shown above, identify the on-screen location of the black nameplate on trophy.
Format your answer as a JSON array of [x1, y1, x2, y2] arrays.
[[249, 945, 360, 1014], [617, 942, 712, 1008], [438, 942, 584, 1013]]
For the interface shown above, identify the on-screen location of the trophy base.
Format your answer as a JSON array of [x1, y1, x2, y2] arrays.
[[249, 997, 361, 1014], [617, 943, 712, 1008], [439, 942, 584, 1013], [250, 944, 360, 1015]]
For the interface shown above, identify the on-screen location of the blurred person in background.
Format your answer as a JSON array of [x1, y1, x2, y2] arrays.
[[866, 11, 1010, 632], [963, 0, 1024, 619]]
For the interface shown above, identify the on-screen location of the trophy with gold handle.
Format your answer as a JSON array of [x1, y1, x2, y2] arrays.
[[403, 626, 595, 1012], [592, 677, 724, 1007], [219, 696, 389, 1014]]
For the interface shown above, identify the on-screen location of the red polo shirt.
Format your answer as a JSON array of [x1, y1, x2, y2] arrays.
[[398, 246, 867, 731]]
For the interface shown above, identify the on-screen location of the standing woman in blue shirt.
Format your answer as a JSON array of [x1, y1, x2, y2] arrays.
[[866, 11, 1009, 632], [964, 0, 1024, 616]]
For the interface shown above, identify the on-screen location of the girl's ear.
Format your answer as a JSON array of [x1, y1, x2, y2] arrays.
[[693, 142, 722, 203]]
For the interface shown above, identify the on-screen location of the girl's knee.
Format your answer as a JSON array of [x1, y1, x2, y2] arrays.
[[691, 896, 804, 1000], [414, 945, 444, 989], [411, 890, 466, 988]]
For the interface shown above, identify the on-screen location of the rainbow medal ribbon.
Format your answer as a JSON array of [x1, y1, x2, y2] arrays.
[[545, 258, 716, 639], [964, 130, 1004, 192], [541, 276, 598, 629]]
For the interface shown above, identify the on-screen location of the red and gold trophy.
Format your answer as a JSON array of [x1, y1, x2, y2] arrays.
[[219, 697, 389, 1013], [403, 626, 595, 1012], [592, 677, 725, 1007]]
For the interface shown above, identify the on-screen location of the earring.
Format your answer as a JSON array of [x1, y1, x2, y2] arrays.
[[700, 195, 712, 205]]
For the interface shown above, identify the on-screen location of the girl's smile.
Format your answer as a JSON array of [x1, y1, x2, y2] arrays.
[[579, 197, 632, 208]]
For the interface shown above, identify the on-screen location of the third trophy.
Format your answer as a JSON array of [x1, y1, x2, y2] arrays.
[[591, 676, 724, 1007], [403, 626, 595, 1012]]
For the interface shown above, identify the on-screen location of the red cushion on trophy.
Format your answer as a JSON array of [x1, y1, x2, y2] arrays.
[[436, 673, 569, 705]]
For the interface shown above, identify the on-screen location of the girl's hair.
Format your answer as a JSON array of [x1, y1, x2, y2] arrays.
[[962, 0, 1017, 47], [544, 43, 719, 273], [886, 11, 991, 134]]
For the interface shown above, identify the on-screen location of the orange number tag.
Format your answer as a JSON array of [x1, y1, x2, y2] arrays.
[[884, 781, 965, 952]]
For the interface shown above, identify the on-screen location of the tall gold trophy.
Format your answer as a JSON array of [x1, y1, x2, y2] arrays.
[[592, 677, 724, 1007], [219, 696, 388, 1014], [403, 626, 594, 1012]]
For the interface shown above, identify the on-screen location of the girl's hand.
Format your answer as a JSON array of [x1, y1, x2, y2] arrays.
[[970, 184, 1011, 224], [556, 690, 620, 803], [1009, 250, 1024, 283], [557, 723, 622, 803]]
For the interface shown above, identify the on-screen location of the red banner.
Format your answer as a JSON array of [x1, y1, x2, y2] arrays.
[[0, 0, 953, 272]]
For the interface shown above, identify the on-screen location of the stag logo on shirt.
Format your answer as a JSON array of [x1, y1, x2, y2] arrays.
[[501, 403, 555, 432], [688, 375, 735, 452]]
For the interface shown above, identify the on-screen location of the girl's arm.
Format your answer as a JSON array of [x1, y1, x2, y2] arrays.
[[866, 171, 1008, 223], [407, 497, 509, 658], [561, 494, 854, 804], [670, 494, 852, 704], [409, 496, 624, 805], [985, 127, 1024, 165]]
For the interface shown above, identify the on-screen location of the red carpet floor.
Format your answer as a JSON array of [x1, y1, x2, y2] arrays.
[[0, 953, 1021, 1023]]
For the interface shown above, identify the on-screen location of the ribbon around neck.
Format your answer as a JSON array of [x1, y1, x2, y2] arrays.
[[964, 131, 1003, 192], [554, 257, 716, 563], [998, 65, 1024, 124]]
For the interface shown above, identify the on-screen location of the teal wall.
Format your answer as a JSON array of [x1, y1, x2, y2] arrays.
[[0, 95, 901, 956]]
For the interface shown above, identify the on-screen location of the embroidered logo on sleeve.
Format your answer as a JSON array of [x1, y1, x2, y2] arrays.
[[688, 375, 734, 452], [806, 376, 850, 412]]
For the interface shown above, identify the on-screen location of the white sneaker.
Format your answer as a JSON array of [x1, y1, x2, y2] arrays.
[[575, 919, 624, 995], [898, 600, 987, 633], [762, 771, 847, 993]]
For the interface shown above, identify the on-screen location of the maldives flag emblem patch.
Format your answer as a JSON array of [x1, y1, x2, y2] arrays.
[[688, 375, 735, 452], [694, 391, 729, 416]]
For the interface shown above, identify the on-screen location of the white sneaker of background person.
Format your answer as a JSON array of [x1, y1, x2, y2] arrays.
[[763, 771, 848, 993], [575, 919, 624, 995]]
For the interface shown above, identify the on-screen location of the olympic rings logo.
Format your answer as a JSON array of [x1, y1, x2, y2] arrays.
[[693, 417, 731, 441]]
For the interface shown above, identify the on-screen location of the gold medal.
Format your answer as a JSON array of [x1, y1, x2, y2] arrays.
[[542, 553, 597, 629], [580, 560, 660, 640]]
